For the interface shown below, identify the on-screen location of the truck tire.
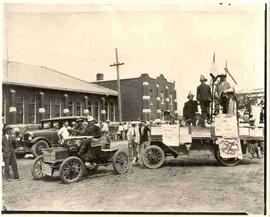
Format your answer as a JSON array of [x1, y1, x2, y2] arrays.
[[142, 145, 165, 169]]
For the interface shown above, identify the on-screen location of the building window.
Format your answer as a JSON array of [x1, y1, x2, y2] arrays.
[[75, 101, 82, 116], [28, 96, 36, 124], [160, 91, 165, 104], [53, 99, 61, 118], [94, 100, 100, 121], [16, 95, 24, 124], [88, 101, 93, 116], [44, 98, 51, 119], [68, 100, 74, 116], [110, 101, 115, 121]]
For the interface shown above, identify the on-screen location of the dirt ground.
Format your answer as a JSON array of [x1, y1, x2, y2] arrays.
[[2, 141, 265, 214]]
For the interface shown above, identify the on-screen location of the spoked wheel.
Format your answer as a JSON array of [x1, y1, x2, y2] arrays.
[[142, 145, 165, 169], [59, 156, 84, 184], [31, 156, 44, 180], [215, 149, 240, 166], [112, 150, 129, 174]]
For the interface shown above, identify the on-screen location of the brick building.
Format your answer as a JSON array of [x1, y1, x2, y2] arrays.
[[93, 73, 178, 122], [2, 61, 118, 124]]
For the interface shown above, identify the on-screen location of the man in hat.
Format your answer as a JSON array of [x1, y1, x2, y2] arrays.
[[2, 125, 20, 181], [101, 119, 111, 149], [183, 91, 198, 126], [196, 75, 212, 125], [216, 72, 232, 114], [136, 120, 151, 163], [78, 117, 101, 157], [72, 118, 88, 136]]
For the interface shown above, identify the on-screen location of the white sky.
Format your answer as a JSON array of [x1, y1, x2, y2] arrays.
[[3, 2, 265, 114]]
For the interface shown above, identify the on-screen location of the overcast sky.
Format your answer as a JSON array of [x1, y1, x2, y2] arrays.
[[4, 2, 265, 113]]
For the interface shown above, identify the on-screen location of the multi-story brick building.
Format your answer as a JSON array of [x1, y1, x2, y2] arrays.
[[2, 61, 118, 124], [93, 73, 178, 122]]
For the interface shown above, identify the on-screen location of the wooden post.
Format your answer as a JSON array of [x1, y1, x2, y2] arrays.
[[110, 48, 124, 122]]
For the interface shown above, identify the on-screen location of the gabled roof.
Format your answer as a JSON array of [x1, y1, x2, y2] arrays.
[[3, 61, 118, 96]]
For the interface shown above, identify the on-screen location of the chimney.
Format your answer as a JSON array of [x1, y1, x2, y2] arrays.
[[96, 73, 104, 81]]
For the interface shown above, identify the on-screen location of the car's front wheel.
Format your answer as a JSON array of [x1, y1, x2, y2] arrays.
[[59, 156, 84, 184], [31, 140, 49, 158], [142, 145, 165, 169], [31, 156, 44, 180]]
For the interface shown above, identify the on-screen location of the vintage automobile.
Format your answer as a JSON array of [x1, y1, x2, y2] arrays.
[[23, 116, 87, 157], [7, 124, 41, 158], [142, 114, 264, 169], [31, 135, 129, 183]]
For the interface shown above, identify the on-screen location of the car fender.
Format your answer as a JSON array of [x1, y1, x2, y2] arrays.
[[150, 141, 179, 157], [30, 137, 50, 145]]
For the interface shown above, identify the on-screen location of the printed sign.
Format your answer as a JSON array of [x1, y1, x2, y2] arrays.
[[161, 125, 180, 146], [151, 126, 163, 135], [216, 138, 243, 159], [215, 114, 238, 137]]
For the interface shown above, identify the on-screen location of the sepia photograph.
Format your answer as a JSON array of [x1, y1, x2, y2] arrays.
[[1, 0, 267, 215]]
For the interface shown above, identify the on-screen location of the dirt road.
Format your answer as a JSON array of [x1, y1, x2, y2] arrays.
[[2, 141, 265, 214]]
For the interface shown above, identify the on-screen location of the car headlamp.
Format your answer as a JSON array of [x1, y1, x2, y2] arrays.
[[28, 132, 33, 141]]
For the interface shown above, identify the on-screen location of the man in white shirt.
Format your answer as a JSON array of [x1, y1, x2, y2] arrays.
[[127, 123, 138, 163], [58, 121, 70, 145]]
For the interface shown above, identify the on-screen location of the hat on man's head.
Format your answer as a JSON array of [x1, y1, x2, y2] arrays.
[[106, 119, 110, 123], [141, 120, 147, 123], [187, 91, 194, 99], [219, 72, 227, 77], [3, 125, 12, 131], [200, 75, 207, 82], [87, 116, 94, 122], [76, 118, 84, 123]]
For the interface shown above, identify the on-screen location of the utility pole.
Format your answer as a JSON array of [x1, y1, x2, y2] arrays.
[[110, 48, 124, 122]]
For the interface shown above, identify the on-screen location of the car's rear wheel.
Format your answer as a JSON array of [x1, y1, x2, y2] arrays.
[[215, 149, 240, 166], [112, 150, 129, 174], [59, 156, 84, 184], [31, 156, 44, 180], [31, 140, 49, 158], [142, 145, 165, 169]]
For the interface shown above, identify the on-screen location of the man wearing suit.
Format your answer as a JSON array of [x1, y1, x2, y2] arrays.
[[196, 75, 212, 125], [183, 91, 198, 126], [136, 120, 151, 163], [2, 125, 20, 181]]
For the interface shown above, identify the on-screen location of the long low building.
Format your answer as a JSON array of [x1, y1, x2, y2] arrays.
[[2, 61, 118, 124]]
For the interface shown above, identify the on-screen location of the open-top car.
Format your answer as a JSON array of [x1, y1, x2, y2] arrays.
[[31, 135, 129, 183], [22, 116, 87, 157]]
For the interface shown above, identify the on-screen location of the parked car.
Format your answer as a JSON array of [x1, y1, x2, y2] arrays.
[[31, 135, 129, 183], [22, 116, 87, 158], [6, 124, 41, 158]]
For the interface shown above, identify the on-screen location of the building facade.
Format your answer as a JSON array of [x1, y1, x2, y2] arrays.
[[93, 73, 178, 122], [2, 61, 118, 124]]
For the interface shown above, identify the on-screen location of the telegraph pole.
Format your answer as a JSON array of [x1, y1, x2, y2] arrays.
[[110, 48, 124, 122]]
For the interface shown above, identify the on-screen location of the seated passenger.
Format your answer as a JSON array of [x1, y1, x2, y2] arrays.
[[57, 121, 70, 145]]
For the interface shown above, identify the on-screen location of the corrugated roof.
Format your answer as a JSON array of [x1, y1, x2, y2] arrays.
[[3, 61, 118, 96]]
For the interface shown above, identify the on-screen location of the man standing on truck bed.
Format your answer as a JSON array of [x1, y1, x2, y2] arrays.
[[196, 75, 212, 126]]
